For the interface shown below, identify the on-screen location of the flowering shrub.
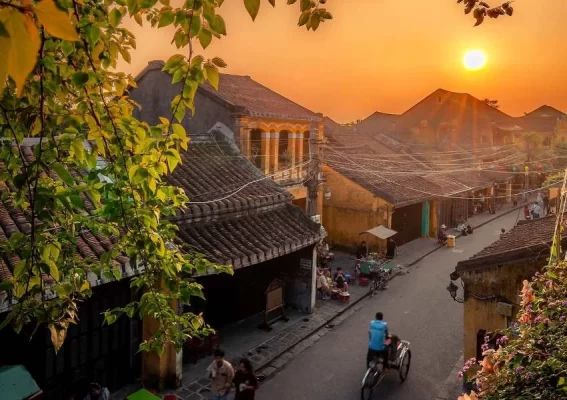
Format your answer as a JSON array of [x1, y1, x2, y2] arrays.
[[458, 262, 567, 400]]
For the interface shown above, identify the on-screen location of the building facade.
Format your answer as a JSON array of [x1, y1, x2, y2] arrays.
[[452, 216, 566, 360], [130, 61, 325, 215]]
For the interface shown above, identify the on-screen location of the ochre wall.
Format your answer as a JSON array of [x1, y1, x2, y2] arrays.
[[461, 260, 541, 360], [322, 165, 391, 251]]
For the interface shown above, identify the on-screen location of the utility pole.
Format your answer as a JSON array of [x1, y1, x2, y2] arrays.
[[305, 121, 321, 218]]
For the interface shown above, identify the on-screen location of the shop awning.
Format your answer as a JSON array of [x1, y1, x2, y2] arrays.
[[360, 225, 397, 240], [0, 365, 42, 400]]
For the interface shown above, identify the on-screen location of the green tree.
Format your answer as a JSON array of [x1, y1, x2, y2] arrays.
[[0, 0, 332, 353]]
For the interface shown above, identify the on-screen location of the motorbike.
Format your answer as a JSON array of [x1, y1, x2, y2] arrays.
[[360, 336, 411, 400]]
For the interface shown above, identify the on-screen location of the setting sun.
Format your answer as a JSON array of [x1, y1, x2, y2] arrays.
[[463, 49, 487, 71]]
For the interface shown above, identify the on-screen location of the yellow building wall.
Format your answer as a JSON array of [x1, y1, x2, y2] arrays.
[[461, 261, 540, 360], [322, 165, 391, 251]]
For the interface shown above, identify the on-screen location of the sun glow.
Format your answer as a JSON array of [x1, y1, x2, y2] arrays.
[[463, 49, 487, 71]]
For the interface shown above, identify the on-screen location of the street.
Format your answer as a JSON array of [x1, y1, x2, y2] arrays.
[[259, 210, 523, 400]]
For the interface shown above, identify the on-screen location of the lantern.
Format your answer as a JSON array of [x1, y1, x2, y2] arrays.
[[512, 166, 517, 172], [524, 166, 529, 172]]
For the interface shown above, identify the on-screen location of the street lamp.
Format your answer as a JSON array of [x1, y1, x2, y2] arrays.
[[447, 281, 464, 303]]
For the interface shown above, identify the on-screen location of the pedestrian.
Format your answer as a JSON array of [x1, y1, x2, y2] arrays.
[[334, 267, 348, 293], [524, 205, 531, 220], [543, 192, 550, 215], [207, 350, 235, 400], [357, 241, 368, 260], [82, 383, 109, 400], [385, 238, 397, 259], [233, 358, 259, 400], [316, 269, 332, 300]]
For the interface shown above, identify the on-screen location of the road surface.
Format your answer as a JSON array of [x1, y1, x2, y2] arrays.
[[259, 211, 522, 400]]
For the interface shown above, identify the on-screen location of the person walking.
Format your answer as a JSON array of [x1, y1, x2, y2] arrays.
[[207, 350, 235, 400], [233, 358, 259, 400]]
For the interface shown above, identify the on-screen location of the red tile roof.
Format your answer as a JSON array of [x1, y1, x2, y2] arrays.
[[0, 145, 129, 289], [136, 60, 321, 122], [517, 105, 566, 133], [200, 73, 321, 121], [325, 144, 442, 206], [456, 216, 566, 272]]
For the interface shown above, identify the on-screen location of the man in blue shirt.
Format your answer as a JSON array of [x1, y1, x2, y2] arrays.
[[367, 312, 389, 370]]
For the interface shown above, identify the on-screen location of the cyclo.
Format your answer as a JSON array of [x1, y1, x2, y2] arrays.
[[360, 335, 411, 400]]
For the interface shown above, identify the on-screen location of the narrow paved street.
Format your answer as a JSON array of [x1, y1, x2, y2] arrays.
[[260, 211, 522, 400]]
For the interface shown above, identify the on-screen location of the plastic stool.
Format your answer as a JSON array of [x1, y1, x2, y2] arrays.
[[339, 293, 350, 303], [359, 277, 369, 286]]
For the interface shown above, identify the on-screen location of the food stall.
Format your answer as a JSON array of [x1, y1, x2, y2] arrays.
[[358, 225, 397, 274]]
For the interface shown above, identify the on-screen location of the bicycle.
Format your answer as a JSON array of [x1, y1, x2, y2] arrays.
[[368, 269, 389, 297], [360, 337, 411, 400]]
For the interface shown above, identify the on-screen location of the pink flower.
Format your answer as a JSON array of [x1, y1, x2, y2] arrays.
[[457, 371, 463, 379]]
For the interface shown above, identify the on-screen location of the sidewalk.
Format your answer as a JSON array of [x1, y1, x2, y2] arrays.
[[113, 201, 526, 400]]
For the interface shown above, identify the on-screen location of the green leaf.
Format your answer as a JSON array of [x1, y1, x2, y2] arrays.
[[85, 24, 102, 47], [109, 8, 123, 28], [140, 0, 158, 8], [198, 28, 212, 49], [244, 0, 261, 21], [164, 54, 184, 71], [189, 14, 201, 37], [52, 162, 75, 186], [212, 57, 227, 68], [71, 72, 89, 88], [204, 63, 219, 89], [171, 123, 186, 139], [210, 15, 226, 35], [0, 280, 14, 292], [158, 10, 175, 27], [165, 148, 181, 171], [127, 0, 139, 15]]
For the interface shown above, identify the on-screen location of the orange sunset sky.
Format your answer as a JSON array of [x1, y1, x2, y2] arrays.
[[121, 0, 567, 123]]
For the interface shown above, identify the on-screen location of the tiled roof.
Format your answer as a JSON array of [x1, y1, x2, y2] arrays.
[[200, 73, 321, 121], [517, 105, 566, 132], [168, 132, 321, 270], [167, 132, 291, 224], [0, 146, 129, 289], [134, 61, 322, 122], [176, 204, 320, 269], [423, 174, 472, 195], [325, 145, 441, 206], [356, 112, 399, 135], [456, 216, 566, 271]]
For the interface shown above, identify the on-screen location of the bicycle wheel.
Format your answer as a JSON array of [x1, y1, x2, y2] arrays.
[[399, 349, 411, 383], [369, 280, 377, 297], [360, 385, 373, 400], [360, 368, 376, 400]]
